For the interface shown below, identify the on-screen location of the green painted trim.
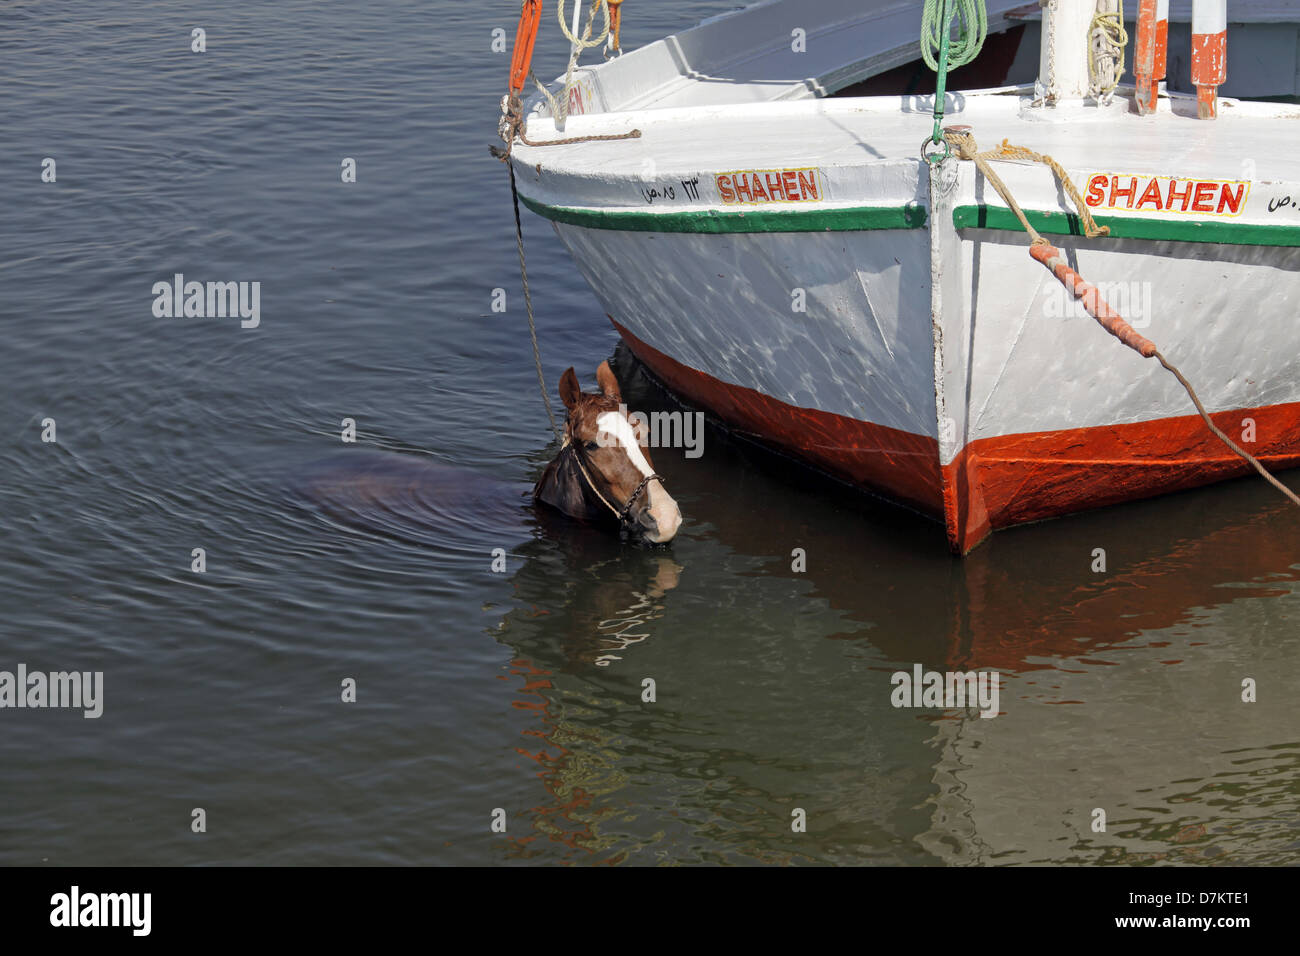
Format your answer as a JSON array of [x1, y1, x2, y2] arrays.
[[518, 192, 1300, 246], [953, 204, 1300, 247], [518, 193, 927, 233]]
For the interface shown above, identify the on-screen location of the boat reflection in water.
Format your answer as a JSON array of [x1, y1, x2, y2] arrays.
[[489, 353, 1300, 864]]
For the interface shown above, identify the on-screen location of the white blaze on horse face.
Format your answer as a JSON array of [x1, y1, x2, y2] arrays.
[[596, 411, 682, 542]]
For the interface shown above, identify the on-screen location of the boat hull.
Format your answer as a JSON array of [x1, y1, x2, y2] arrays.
[[545, 213, 1300, 552], [513, 85, 1300, 552]]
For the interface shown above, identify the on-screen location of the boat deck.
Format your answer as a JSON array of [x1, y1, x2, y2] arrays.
[[555, 0, 1032, 113], [543, 0, 1300, 115]]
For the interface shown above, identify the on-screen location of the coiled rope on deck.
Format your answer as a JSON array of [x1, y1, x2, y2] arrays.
[[921, 0, 987, 163], [920, 0, 987, 72], [943, 129, 1300, 508], [1088, 2, 1129, 104]]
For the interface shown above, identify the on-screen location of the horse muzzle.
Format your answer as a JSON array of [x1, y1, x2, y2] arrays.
[[634, 486, 682, 544]]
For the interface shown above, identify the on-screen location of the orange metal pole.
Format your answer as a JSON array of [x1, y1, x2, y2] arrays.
[[1153, 0, 1168, 87], [509, 0, 545, 95], [1134, 0, 1158, 114], [1191, 0, 1226, 119]]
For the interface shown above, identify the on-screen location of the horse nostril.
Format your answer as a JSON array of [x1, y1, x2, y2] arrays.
[[637, 505, 681, 543]]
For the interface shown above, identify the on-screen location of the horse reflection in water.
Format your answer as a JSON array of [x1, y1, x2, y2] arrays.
[[491, 349, 1300, 863], [288, 366, 688, 861], [493, 538, 686, 862]]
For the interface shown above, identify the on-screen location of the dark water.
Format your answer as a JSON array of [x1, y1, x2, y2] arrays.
[[2, 1, 1298, 866]]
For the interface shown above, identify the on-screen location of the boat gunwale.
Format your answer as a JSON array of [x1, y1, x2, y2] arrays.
[[519, 192, 1300, 246], [517, 193, 928, 233], [519, 84, 1300, 146]]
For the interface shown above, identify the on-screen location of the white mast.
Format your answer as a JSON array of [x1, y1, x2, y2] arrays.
[[1037, 0, 1097, 102]]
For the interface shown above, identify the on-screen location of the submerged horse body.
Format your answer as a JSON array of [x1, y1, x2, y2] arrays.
[[534, 362, 682, 544], [295, 362, 681, 548]]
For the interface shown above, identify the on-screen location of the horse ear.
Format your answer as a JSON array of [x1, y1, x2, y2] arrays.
[[559, 367, 581, 410], [596, 361, 621, 403]]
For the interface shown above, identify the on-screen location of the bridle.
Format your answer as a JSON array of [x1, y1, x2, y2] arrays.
[[563, 432, 665, 526]]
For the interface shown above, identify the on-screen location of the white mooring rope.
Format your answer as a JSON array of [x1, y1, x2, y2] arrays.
[[1088, 0, 1128, 104]]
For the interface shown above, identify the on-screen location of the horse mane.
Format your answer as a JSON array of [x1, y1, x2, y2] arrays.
[[532, 390, 624, 521], [563, 391, 621, 437]]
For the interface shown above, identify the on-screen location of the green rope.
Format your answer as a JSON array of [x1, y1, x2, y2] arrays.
[[921, 0, 987, 71], [920, 0, 987, 161]]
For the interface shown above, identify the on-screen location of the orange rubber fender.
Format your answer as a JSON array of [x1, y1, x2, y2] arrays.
[[1029, 243, 1157, 358], [509, 0, 545, 95]]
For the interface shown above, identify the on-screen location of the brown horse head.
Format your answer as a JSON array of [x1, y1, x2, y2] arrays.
[[533, 361, 683, 544]]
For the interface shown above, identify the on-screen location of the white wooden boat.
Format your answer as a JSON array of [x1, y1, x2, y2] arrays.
[[507, 0, 1300, 551]]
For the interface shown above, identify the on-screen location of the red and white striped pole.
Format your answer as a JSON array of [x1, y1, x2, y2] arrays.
[[1192, 0, 1227, 119], [1154, 0, 1169, 97], [1134, 0, 1169, 114]]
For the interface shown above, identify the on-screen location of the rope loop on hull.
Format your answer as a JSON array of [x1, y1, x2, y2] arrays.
[[943, 130, 1109, 241]]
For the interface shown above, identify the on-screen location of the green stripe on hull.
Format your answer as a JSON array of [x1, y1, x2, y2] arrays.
[[518, 193, 1300, 246], [952, 205, 1300, 247], [518, 194, 927, 233]]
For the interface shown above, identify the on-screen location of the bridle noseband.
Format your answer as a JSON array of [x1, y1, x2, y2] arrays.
[[563, 434, 665, 526]]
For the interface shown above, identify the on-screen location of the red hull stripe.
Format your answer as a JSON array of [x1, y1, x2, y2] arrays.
[[610, 318, 1300, 553], [610, 319, 943, 515], [945, 403, 1300, 552]]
